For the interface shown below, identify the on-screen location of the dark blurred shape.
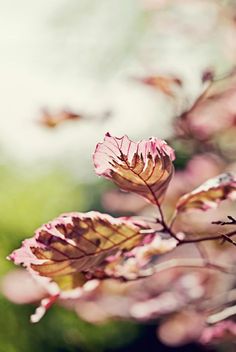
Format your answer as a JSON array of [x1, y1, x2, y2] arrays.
[[201, 68, 215, 83], [107, 324, 205, 352]]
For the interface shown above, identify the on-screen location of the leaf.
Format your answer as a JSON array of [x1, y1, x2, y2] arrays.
[[136, 75, 182, 97], [39, 108, 82, 128], [176, 173, 236, 213], [8, 211, 152, 291], [93, 133, 175, 205]]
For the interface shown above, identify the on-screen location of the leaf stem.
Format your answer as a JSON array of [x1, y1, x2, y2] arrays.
[[155, 202, 180, 242]]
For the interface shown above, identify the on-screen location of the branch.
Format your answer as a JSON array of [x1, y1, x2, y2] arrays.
[[151, 192, 181, 242], [222, 234, 236, 247], [212, 216, 236, 226], [177, 230, 236, 245], [149, 199, 236, 249]]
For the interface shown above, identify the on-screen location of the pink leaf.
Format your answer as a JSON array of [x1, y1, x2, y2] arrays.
[[8, 211, 156, 321], [176, 173, 236, 213], [8, 211, 153, 292], [136, 75, 182, 97], [93, 133, 175, 205]]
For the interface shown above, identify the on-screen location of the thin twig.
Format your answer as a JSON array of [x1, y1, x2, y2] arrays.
[[212, 216, 236, 226], [222, 234, 236, 247], [178, 230, 236, 245]]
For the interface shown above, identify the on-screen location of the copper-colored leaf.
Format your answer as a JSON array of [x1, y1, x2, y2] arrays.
[[137, 75, 182, 97], [93, 133, 175, 205], [9, 211, 152, 291], [176, 173, 236, 213], [39, 108, 82, 128]]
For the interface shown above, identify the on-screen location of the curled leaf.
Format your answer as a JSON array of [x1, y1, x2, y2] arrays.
[[93, 133, 175, 205], [176, 173, 236, 213], [8, 211, 152, 292]]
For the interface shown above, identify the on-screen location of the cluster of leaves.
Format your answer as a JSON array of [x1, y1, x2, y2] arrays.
[[7, 131, 236, 349], [3, 1, 236, 350]]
